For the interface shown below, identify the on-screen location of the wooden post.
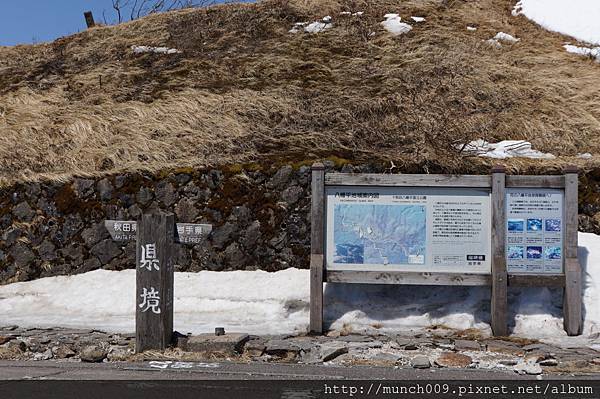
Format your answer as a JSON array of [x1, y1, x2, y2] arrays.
[[84, 11, 95, 28], [135, 213, 175, 353], [563, 165, 582, 336], [491, 165, 508, 336], [310, 163, 325, 334]]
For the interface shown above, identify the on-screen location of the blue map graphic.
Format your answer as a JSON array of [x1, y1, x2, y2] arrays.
[[333, 204, 426, 265]]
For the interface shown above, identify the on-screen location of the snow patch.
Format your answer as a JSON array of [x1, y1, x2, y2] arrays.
[[381, 14, 412, 36], [460, 140, 555, 159], [577, 152, 593, 159], [494, 32, 520, 43], [131, 46, 181, 55], [485, 39, 502, 49], [513, 0, 600, 46], [411, 16, 425, 23], [2, 232, 600, 344], [467, 26, 477, 32], [290, 17, 333, 34], [564, 44, 600, 62]]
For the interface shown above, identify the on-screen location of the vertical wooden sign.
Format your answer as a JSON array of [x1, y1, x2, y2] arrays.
[[563, 166, 582, 336], [310, 163, 325, 334], [135, 213, 175, 353], [84, 11, 95, 28], [490, 165, 508, 336]]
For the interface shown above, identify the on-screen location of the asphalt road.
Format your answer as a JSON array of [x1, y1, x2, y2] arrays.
[[0, 359, 597, 380]]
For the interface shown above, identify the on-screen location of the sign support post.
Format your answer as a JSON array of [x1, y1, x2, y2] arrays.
[[491, 165, 508, 336], [135, 213, 175, 353], [310, 162, 325, 334], [563, 166, 582, 336]]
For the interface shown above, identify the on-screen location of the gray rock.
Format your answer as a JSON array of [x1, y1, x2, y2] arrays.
[[13, 201, 35, 222], [37, 240, 57, 261], [320, 343, 349, 362], [499, 359, 518, 366], [137, 186, 154, 206], [90, 239, 122, 264], [183, 333, 249, 355], [244, 339, 266, 357], [411, 355, 431, 369], [81, 222, 111, 247], [269, 166, 293, 189], [211, 222, 236, 249], [224, 243, 246, 269], [33, 348, 53, 361], [107, 346, 131, 361], [62, 214, 83, 241], [61, 244, 85, 265], [281, 186, 304, 205], [37, 198, 58, 217], [52, 344, 76, 359], [10, 243, 35, 267], [514, 360, 543, 375], [229, 206, 252, 226], [72, 179, 95, 199], [155, 181, 176, 207], [128, 204, 142, 219], [454, 339, 482, 351], [339, 335, 374, 343], [2, 227, 22, 246], [241, 221, 261, 249], [486, 340, 524, 356], [174, 173, 192, 186], [369, 352, 401, 363], [265, 339, 302, 356], [80, 345, 107, 363], [175, 198, 199, 222], [97, 179, 114, 202]]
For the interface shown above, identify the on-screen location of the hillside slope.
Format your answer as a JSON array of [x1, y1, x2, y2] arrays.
[[0, 0, 599, 185]]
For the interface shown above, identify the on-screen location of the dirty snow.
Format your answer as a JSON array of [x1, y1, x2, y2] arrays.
[[494, 32, 520, 43], [381, 14, 412, 36], [513, 0, 600, 46], [1, 233, 600, 345], [131, 45, 181, 55], [460, 140, 555, 159], [485, 39, 502, 49], [290, 17, 333, 34], [564, 44, 600, 62]]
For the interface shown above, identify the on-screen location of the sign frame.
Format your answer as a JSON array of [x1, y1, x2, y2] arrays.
[[309, 163, 582, 337]]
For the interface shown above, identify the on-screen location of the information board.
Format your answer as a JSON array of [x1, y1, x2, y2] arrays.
[[506, 188, 564, 274], [325, 186, 491, 273]]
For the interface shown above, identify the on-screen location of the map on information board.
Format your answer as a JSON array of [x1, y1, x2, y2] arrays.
[[333, 204, 426, 265], [325, 186, 492, 273]]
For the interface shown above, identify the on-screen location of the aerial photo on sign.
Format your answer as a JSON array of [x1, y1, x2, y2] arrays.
[[506, 188, 564, 274], [325, 186, 491, 273]]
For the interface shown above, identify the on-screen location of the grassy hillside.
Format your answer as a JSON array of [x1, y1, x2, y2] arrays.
[[0, 0, 599, 185]]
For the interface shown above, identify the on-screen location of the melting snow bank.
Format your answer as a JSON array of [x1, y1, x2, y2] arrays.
[[564, 44, 600, 63], [459, 140, 555, 159], [1, 232, 599, 344], [131, 45, 181, 55], [513, 0, 600, 46], [289, 16, 333, 34], [381, 14, 412, 36]]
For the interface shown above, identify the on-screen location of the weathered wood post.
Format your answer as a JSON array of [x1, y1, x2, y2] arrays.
[[84, 11, 95, 28], [310, 162, 325, 334], [491, 165, 508, 336], [563, 165, 582, 335], [135, 213, 175, 353]]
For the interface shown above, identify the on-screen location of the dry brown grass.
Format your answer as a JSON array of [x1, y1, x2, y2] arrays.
[[0, 0, 599, 186]]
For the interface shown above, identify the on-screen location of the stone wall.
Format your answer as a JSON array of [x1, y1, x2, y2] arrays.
[[1, 162, 600, 284]]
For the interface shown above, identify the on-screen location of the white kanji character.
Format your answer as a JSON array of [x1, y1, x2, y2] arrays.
[[114, 222, 122, 231], [140, 243, 160, 271], [139, 287, 161, 314]]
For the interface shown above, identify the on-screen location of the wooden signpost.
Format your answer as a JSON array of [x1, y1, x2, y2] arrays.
[[310, 163, 583, 336], [105, 215, 212, 352]]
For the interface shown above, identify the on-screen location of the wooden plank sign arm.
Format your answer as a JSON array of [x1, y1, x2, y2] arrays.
[[491, 165, 508, 336], [310, 163, 325, 335], [563, 165, 582, 336]]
